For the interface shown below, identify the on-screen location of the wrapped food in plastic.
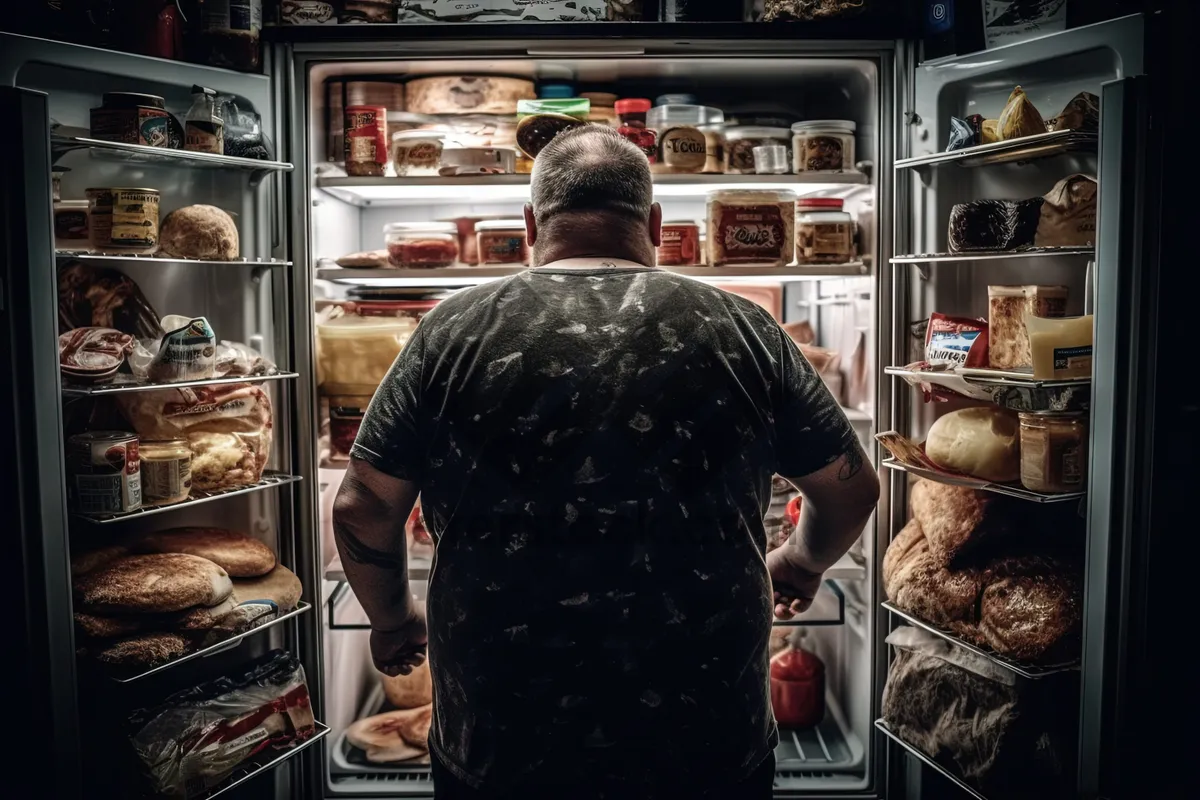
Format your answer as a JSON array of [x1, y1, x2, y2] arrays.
[[127, 650, 316, 798], [924, 312, 989, 370], [946, 114, 983, 151], [997, 86, 1046, 141], [59, 327, 134, 382], [1046, 92, 1100, 133], [215, 341, 279, 378], [58, 262, 163, 339], [215, 95, 271, 161], [146, 316, 217, 383]]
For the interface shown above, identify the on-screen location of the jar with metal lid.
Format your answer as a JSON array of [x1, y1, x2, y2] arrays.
[[792, 120, 857, 173], [795, 198, 856, 265], [1019, 412, 1088, 494], [707, 189, 797, 267], [616, 98, 658, 162], [90, 92, 172, 148], [657, 221, 701, 266], [725, 126, 791, 174], [699, 124, 725, 173], [475, 219, 529, 265], [384, 222, 460, 268], [647, 105, 724, 174], [140, 439, 192, 505], [392, 131, 444, 177], [581, 92, 619, 126]]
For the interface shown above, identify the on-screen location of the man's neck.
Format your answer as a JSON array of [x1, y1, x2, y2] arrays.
[[532, 247, 656, 269]]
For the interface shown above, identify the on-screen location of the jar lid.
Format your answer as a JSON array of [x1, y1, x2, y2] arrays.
[[708, 188, 797, 202], [797, 197, 845, 210], [392, 130, 445, 141], [646, 104, 725, 128], [725, 126, 791, 139], [101, 92, 166, 109], [55, 200, 90, 208], [655, 93, 697, 106], [615, 98, 652, 114], [383, 222, 458, 234], [539, 83, 575, 99], [791, 120, 857, 132], [475, 219, 527, 231]]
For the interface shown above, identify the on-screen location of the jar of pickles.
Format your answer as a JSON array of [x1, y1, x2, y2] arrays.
[[1018, 412, 1088, 494]]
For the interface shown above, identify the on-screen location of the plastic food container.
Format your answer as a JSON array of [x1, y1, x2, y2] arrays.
[[328, 394, 374, 461], [392, 131, 444, 177], [1019, 412, 1088, 493], [140, 439, 192, 505], [753, 144, 790, 175], [792, 120, 857, 173], [316, 302, 431, 388], [517, 97, 591, 121], [725, 126, 791, 174], [384, 222, 459, 268], [475, 219, 529, 265], [657, 221, 701, 266], [795, 198, 855, 265], [647, 105, 724, 174], [438, 146, 516, 176], [707, 189, 797, 267]]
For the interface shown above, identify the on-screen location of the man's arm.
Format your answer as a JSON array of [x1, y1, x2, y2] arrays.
[[784, 443, 879, 572]]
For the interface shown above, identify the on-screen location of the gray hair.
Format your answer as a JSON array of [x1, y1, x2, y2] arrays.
[[529, 125, 653, 227]]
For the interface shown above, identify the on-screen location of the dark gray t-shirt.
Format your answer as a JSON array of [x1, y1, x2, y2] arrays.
[[352, 262, 856, 793]]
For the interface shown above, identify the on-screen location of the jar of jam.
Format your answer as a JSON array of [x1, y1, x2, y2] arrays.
[[475, 219, 529, 265], [328, 394, 373, 461], [1018, 412, 1088, 494], [615, 98, 657, 162], [657, 221, 701, 266], [384, 222, 459, 268]]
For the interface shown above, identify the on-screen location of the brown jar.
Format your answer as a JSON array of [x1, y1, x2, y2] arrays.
[[1019, 412, 1088, 494]]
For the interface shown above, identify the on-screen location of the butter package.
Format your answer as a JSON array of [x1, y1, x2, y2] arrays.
[[1026, 314, 1093, 380]]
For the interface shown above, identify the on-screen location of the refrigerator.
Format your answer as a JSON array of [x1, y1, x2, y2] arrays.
[[4, 7, 1172, 800]]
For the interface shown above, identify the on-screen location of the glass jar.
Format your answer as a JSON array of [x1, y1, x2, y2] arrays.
[[581, 92, 619, 126], [791, 120, 857, 173], [795, 198, 856, 265], [647, 105, 724, 174], [615, 98, 657, 162], [706, 189, 797, 267], [392, 131, 444, 177], [140, 439, 192, 505], [1019, 412, 1088, 493], [384, 222, 459, 268], [54, 200, 90, 251], [725, 126, 791, 174], [657, 221, 701, 266], [699, 124, 725, 173], [345, 105, 389, 177], [328, 394, 373, 461], [475, 219, 529, 265]]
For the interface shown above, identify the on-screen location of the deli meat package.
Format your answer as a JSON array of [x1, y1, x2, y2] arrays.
[[882, 626, 1077, 799], [58, 263, 163, 340], [127, 650, 316, 798], [117, 383, 273, 490]]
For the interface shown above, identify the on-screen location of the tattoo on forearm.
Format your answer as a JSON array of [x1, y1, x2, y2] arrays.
[[334, 518, 404, 569], [838, 444, 864, 481]]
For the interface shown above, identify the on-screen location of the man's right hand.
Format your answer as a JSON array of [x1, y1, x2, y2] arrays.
[[371, 600, 428, 676], [767, 546, 825, 620]]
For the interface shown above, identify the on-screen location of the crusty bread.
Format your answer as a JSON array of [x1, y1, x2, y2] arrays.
[[74, 596, 237, 640], [910, 479, 1014, 568], [74, 553, 232, 614], [132, 527, 275, 578], [381, 658, 433, 710], [925, 406, 1020, 483], [89, 632, 193, 668], [230, 564, 302, 610], [345, 706, 433, 763], [882, 517, 926, 598], [71, 544, 130, 578], [978, 556, 1082, 661], [74, 611, 144, 639], [158, 204, 239, 261]]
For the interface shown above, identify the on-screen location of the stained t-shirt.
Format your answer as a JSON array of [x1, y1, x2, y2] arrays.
[[351, 260, 857, 794]]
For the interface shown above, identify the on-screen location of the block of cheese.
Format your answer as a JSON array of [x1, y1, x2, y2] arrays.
[[1027, 314, 1094, 379], [405, 76, 535, 116], [987, 285, 1068, 370]]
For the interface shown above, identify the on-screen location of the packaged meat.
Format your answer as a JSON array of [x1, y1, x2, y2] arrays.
[[924, 406, 1021, 483], [345, 705, 433, 763], [59, 327, 134, 382], [127, 650, 316, 798], [923, 312, 989, 369], [1035, 174, 1097, 248], [987, 285, 1069, 370], [769, 647, 825, 729], [947, 198, 1043, 252], [997, 86, 1046, 141], [1047, 92, 1100, 133], [214, 340, 278, 378], [58, 263, 163, 340]]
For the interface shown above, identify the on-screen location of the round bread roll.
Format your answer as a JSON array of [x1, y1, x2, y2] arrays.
[[74, 553, 233, 614], [132, 527, 276, 577], [925, 406, 1020, 483], [158, 204, 240, 261], [230, 564, 303, 611], [90, 632, 193, 669], [381, 658, 432, 709], [74, 596, 238, 640], [71, 544, 130, 578]]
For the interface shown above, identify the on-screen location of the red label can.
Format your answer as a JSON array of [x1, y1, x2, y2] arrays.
[[657, 222, 701, 266], [344, 105, 388, 177]]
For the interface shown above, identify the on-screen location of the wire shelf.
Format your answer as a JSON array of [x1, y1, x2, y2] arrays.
[[74, 471, 301, 524], [62, 371, 299, 397], [185, 721, 330, 800], [57, 252, 291, 268], [51, 135, 293, 174], [874, 720, 988, 800], [885, 365, 1091, 413], [881, 458, 1084, 504], [95, 602, 313, 684], [894, 130, 1098, 170], [890, 246, 1093, 264], [882, 602, 1080, 679]]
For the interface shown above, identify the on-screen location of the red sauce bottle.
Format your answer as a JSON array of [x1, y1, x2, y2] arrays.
[[615, 98, 658, 163]]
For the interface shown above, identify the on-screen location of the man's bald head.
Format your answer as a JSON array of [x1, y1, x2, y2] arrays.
[[525, 126, 660, 266]]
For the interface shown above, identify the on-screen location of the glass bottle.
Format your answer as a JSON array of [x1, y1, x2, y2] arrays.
[[184, 84, 224, 154]]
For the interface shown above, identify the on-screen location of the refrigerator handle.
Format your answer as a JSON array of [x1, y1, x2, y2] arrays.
[[0, 86, 81, 798], [1078, 74, 1160, 800]]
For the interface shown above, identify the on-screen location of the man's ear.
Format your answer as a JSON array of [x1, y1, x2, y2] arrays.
[[524, 204, 537, 246], [649, 202, 663, 248]]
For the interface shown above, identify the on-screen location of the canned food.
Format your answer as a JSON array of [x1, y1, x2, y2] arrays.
[[86, 188, 160, 253], [344, 105, 388, 177], [68, 431, 142, 514]]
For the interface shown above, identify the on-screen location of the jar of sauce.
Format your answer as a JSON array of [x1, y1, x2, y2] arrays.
[[657, 221, 701, 266], [385, 222, 459, 268], [615, 98, 657, 162], [791, 120, 857, 173], [328, 395, 373, 461], [475, 219, 529, 265], [140, 439, 192, 505], [795, 198, 855, 265], [1019, 412, 1088, 494]]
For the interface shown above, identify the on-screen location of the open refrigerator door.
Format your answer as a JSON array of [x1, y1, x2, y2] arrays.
[[290, 37, 892, 798]]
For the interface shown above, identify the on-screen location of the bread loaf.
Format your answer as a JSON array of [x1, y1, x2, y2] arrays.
[[882, 517, 926, 598], [71, 544, 131, 577], [88, 632, 193, 668], [158, 205, 240, 261], [132, 527, 276, 578], [909, 479, 1016, 567], [925, 407, 1020, 483], [75, 596, 237, 640], [978, 555, 1082, 662], [381, 658, 433, 709], [74, 553, 233, 614]]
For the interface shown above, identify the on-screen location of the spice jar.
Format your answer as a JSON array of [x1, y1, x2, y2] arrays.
[[647, 105, 724, 174], [384, 222, 460, 268], [392, 131, 444, 177], [475, 219, 529, 265], [1019, 412, 1088, 494], [140, 438, 192, 505], [795, 198, 856, 265], [657, 221, 701, 266], [792, 120, 857, 173], [328, 394, 373, 461], [707, 189, 797, 267], [345, 105, 388, 177], [725, 126, 791, 174], [615, 98, 657, 162]]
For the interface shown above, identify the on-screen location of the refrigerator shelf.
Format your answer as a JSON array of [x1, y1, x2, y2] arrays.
[[183, 721, 331, 800], [325, 552, 431, 584], [316, 262, 870, 286], [62, 371, 300, 397], [56, 252, 292, 269], [881, 458, 1084, 504], [882, 602, 1080, 679], [885, 366, 1091, 412], [74, 471, 302, 524], [51, 136, 294, 174], [894, 130, 1098, 170], [92, 602, 313, 684], [890, 246, 1093, 264], [874, 720, 987, 800]]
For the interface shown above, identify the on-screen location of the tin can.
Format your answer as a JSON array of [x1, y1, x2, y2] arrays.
[[344, 105, 388, 177], [86, 187, 160, 253], [68, 431, 142, 514]]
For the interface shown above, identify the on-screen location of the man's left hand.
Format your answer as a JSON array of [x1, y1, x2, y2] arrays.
[[371, 600, 428, 676]]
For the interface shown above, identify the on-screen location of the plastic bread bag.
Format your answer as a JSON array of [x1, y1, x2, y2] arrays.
[[215, 340, 279, 378], [127, 650, 316, 798], [215, 95, 271, 161]]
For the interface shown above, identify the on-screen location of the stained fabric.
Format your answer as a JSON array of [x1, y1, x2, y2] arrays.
[[352, 262, 856, 793]]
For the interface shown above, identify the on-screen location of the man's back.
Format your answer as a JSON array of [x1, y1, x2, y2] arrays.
[[352, 263, 857, 793]]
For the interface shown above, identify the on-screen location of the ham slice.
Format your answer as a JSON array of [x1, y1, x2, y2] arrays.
[[345, 705, 433, 763]]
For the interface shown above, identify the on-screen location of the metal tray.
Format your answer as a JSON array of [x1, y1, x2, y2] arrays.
[[886, 365, 1090, 412], [74, 471, 302, 524], [184, 722, 330, 800], [894, 130, 1097, 170], [51, 135, 293, 176], [874, 720, 987, 800], [881, 457, 1083, 504], [890, 246, 1093, 264], [57, 252, 291, 269], [62, 371, 299, 397]]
